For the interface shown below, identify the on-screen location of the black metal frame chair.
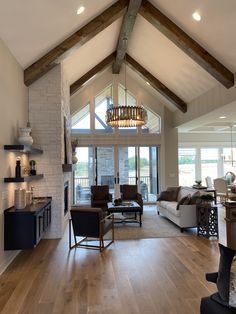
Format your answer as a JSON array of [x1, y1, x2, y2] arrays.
[[69, 206, 114, 252]]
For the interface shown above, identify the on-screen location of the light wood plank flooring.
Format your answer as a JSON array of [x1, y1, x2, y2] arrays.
[[0, 206, 226, 314]]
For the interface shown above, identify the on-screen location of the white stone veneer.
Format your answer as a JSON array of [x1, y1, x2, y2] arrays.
[[29, 65, 71, 238]]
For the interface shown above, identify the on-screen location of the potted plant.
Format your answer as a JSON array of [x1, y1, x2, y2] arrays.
[[195, 180, 202, 186], [200, 193, 214, 205]]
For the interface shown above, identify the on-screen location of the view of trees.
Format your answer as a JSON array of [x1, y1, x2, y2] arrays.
[[75, 156, 149, 176], [128, 157, 148, 169]]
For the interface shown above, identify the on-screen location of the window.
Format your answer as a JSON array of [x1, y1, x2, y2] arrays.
[[71, 103, 90, 134], [178, 148, 196, 186], [95, 85, 113, 133], [118, 84, 137, 133], [201, 148, 218, 183], [223, 148, 236, 174], [71, 84, 162, 136], [141, 109, 161, 134]]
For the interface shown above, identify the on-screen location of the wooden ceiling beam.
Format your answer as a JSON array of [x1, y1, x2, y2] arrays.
[[24, 0, 128, 86], [126, 54, 187, 112], [112, 0, 142, 74], [139, 0, 234, 89], [70, 52, 116, 95]]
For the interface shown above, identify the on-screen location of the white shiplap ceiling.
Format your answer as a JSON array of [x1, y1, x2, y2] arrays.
[[0, 0, 236, 130]]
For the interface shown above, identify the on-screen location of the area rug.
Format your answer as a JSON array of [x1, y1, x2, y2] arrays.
[[113, 206, 196, 240]]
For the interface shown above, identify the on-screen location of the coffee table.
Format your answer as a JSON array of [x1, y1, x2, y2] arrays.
[[107, 201, 142, 227]]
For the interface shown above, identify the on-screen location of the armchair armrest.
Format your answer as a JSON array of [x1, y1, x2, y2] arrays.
[[206, 272, 218, 284], [137, 193, 143, 205]]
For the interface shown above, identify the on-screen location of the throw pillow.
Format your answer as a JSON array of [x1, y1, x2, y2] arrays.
[[157, 190, 177, 201], [216, 244, 236, 305], [166, 186, 181, 201], [176, 194, 191, 210], [189, 191, 201, 204]]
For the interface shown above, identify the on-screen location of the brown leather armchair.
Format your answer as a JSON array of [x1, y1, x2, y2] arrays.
[[91, 185, 112, 210], [120, 184, 143, 214], [69, 206, 114, 251]]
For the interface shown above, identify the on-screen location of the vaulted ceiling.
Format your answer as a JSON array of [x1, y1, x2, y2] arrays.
[[0, 0, 236, 120]]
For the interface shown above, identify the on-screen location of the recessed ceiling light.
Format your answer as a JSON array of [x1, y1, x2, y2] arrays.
[[146, 81, 150, 86], [77, 6, 85, 15], [192, 11, 201, 22], [219, 116, 226, 119]]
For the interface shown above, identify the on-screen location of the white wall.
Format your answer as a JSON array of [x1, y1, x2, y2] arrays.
[[163, 108, 179, 188], [173, 79, 236, 128], [179, 132, 234, 147], [0, 38, 28, 273]]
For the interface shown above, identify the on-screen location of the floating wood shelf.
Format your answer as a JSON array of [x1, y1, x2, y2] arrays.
[[4, 145, 43, 154], [4, 174, 44, 183], [62, 164, 72, 172]]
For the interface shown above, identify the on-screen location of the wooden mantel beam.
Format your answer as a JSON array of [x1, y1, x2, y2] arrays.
[[70, 52, 116, 95], [139, 0, 234, 89], [24, 0, 128, 86], [126, 54, 187, 112], [112, 0, 142, 74]]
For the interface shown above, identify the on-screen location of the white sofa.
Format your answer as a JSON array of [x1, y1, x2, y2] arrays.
[[157, 186, 199, 232]]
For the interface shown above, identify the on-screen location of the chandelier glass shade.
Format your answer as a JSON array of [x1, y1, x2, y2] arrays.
[[106, 105, 147, 128]]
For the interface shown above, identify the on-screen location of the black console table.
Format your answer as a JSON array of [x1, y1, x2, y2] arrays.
[[197, 205, 218, 238], [4, 197, 52, 250]]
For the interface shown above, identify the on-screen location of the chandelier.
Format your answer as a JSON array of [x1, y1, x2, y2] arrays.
[[106, 38, 147, 128], [106, 105, 147, 127]]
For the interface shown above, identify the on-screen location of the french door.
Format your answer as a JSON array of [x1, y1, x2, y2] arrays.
[[74, 146, 158, 203]]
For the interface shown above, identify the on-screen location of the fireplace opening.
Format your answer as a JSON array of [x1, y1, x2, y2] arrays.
[[64, 181, 69, 215]]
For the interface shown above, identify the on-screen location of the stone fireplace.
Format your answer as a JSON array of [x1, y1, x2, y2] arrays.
[[29, 64, 71, 238]]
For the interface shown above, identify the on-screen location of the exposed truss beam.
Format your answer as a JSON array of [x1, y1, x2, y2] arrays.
[[139, 0, 234, 89], [24, 0, 128, 86], [112, 0, 142, 74], [70, 52, 116, 95], [126, 54, 187, 112]]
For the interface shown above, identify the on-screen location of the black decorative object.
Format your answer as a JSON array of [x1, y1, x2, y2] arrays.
[[29, 160, 36, 175], [15, 157, 21, 178]]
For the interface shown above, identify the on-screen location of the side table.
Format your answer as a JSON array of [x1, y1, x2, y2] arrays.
[[197, 205, 218, 238]]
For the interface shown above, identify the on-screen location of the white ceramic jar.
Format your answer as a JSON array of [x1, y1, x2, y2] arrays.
[[18, 127, 33, 146]]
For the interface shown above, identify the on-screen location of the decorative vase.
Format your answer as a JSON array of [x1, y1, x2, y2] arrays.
[[18, 127, 33, 146], [72, 151, 78, 164]]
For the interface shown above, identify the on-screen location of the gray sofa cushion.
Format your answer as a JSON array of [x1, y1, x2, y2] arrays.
[[157, 190, 177, 201], [176, 194, 191, 210], [166, 186, 181, 201]]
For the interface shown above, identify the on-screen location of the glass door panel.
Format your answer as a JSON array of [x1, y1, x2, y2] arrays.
[[96, 147, 115, 194], [139, 147, 158, 202], [118, 147, 137, 185], [74, 147, 94, 204]]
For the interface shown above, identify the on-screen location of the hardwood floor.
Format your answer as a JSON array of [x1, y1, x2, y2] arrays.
[[0, 206, 226, 314]]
